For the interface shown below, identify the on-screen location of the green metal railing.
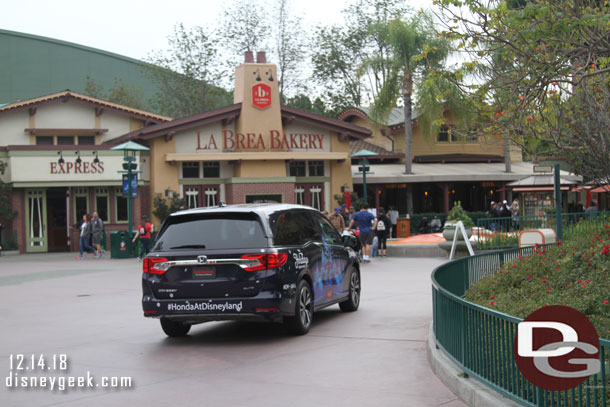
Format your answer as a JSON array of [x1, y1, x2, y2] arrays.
[[432, 246, 610, 406], [476, 212, 610, 250]]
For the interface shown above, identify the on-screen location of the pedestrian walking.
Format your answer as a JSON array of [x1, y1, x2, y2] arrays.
[[511, 199, 520, 230], [340, 204, 349, 224], [133, 216, 153, 261], [90, 211, 105, 258], [347, 203, 377, 263], [376, 207, 389, 256], [329, 207, 345, 231], [77, 214, 96, 259], [586, 201, 599, 217], [387, 206, 399, 238]]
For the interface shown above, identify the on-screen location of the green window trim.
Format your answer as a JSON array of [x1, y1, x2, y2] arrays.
[[95, 187, 110, 223], [114, 188, 128, 224], [73, 187, 89, 224]]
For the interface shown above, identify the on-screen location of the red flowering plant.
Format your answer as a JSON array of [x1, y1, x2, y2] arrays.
[[465, 224, 610, 338]]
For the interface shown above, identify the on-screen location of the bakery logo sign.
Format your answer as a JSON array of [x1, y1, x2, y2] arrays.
[[252, 83, 271, 109], [513, 305, 600, 391]]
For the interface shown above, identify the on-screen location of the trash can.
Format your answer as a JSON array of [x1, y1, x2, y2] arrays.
[[110, 231, 136, 259], [397, 218, 411, 238]]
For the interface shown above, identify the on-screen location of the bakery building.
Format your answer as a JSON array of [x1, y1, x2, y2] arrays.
[[109, 51, 369, 215], [0, 52, 370, 253]]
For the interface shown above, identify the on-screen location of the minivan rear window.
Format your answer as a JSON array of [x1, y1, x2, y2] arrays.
[[153, 213, 268, 251]]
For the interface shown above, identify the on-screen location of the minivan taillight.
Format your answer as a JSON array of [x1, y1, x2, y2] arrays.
[[241, 253, 288, 272], [143, 257, 169, 274]]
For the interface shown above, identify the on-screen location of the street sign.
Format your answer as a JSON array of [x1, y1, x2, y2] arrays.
[[122, 174, 138, 197], [358, 166, 370, 172], [534, 165, 553, 173]]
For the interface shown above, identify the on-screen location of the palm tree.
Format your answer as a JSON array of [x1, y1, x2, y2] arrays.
[[368, 12, 452, 214]]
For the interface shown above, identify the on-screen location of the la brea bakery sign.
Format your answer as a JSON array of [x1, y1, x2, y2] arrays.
[[196, 129, 326, 151]]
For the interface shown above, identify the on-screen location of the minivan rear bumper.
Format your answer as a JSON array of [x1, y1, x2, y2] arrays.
[[142, 295, 290, 323]]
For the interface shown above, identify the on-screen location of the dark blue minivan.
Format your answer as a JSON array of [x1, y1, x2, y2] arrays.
[[142, 204, 361, 336]]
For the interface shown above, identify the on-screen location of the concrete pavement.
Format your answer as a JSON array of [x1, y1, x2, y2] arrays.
[[0, 252, 466, 407]]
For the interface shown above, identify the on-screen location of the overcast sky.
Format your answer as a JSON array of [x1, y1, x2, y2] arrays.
[[0, 0, 434, 61]]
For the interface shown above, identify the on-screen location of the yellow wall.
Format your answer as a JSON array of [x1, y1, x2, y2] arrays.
[[356, 110, 522, 162], [149, 137, 178, 224], [234, 63, 283, 152], [330, 133, 353, 207], [234, 160, 286, 178]]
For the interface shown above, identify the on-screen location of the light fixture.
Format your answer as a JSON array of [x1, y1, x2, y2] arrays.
[[93, 151, 100, 163], [265, 70, 274, 81], [75, 151, 82, 164], [253, 69, 261, 81], [165, 188, 174, 199], [425, 191, 428, 196], [57, 151, 64, 164]]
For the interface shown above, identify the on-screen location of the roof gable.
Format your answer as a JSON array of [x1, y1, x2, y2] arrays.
[[0, 90, 171, 123]]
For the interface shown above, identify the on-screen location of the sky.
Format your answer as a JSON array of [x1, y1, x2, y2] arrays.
[[0, 0, 434, 61]]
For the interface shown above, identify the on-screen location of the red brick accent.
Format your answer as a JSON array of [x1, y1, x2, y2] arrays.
[[9, 189, 25, 253], [225, 182, 296, 204]]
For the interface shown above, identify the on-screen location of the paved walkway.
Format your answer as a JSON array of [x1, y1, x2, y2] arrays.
[[0, 253, 466, 407]]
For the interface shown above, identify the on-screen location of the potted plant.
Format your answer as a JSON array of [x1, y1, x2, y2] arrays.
[[442, 201, 475, 241]]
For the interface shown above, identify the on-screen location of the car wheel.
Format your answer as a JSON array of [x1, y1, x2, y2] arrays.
[[160, 318, 191, 337], [339, 269, 360, 312], [285, 280, 313, 335]]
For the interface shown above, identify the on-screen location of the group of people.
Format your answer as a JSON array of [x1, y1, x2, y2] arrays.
[[77, 211, 105, 259], [77, 213, 153, 260], [327, 203, 398, 263], [488, 199, 520, 231]]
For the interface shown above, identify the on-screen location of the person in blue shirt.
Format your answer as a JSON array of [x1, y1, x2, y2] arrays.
[[347, 203, 377, 263]]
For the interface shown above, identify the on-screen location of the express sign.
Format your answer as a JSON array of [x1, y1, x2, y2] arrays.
[[252, 83, 271, 109]]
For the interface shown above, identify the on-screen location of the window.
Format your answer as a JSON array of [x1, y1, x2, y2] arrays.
[[315, 213, 342, 245], [271, 210, 320, 246], [36, 136, 53, 145], [310, 185, 322, 211], [466, 132, 478, 143], [115, 188, 128, 222], [74, 188, 89, 224], [78, 136, 95, 145], [289, 161, 306, 177], [437, 126, 449, 142], [153, 213, 267, 251], [203, 161, 220, 178], [95, 188, 109, 222], [182, 162, 200, 178], [57, 136, 74, 145], [185, 188, 199, 209], [295, 186, 304, 205], [204, 187, 218, 207], [308, 160, 324, 177]]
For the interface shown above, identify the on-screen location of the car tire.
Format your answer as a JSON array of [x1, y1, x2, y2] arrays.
[[160, 318, 191, 337], [339, 269, 360, 312], [285, 280, 313, 335]]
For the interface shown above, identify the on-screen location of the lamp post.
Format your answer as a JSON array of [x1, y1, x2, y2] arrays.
[[352, 149, 377, 205], [111, 141, 149, 254]]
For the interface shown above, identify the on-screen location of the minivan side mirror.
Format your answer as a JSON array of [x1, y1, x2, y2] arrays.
[[341, 234, 359, 249]]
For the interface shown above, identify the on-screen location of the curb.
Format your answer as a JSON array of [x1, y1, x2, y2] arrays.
[[387, 244, 445, 258], [427, 324, 520, 407]]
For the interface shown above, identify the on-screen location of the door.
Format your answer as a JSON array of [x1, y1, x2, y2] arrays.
[[310, 212, 349, 301], [47, 188, 69, 252], [26, 189, 48, 252]]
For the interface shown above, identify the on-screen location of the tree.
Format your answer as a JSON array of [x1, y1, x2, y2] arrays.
[[311, 0, 410, 113], [434, 0, 610, 185], [83, 75, 145, 109], [152, 190, 185, 224], [272, 0, 308, 98], [367, 12, 452, 214], [284, 94, 330, 117], [144, 24, 232, 118]]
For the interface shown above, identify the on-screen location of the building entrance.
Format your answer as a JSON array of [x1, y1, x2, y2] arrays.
[[47, 188, 69, 252]]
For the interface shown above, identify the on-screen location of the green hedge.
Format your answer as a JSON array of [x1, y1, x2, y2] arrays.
[[404, 211, 488, 235]]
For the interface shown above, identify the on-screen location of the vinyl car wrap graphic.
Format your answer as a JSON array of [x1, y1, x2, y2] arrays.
[[312, 235, 347, 300], [166, 301, 244, 313]]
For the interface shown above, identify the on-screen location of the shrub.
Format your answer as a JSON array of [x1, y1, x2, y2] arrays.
[[466, 225, 610, 338], [446, 201, 475, 227]]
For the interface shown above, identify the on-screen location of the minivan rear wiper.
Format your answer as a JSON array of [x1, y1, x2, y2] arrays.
[[169, 244, 207, 249]]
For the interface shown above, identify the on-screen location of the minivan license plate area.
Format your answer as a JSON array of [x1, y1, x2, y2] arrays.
[[193, 267, 216, 279]]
